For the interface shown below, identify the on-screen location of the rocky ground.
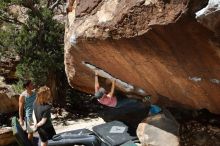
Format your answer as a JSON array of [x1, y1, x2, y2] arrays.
[[1, 99, 220, 146], [180, 120, 220, 146], [169, 108, 220, 146]]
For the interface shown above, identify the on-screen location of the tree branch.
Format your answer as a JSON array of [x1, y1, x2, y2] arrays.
[[0, 14, 27, 27], [49, 0, 62, 11], [47, 0, 52, 8], [21, 0, 42, 18]]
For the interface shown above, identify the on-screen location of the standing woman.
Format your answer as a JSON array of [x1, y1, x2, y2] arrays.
[[33, 86, 56, 146]]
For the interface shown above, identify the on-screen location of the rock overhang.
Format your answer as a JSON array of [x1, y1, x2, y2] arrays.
[[64, 0, 220, 114]]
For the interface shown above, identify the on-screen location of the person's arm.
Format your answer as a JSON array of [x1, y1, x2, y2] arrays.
[[33, 117, 47, 132], [34, 106, 51, 129], [108, 79, 116, 98], [35, 118, 47, 128], [95, 71, 100, 92], [19, 95, 25, 126]]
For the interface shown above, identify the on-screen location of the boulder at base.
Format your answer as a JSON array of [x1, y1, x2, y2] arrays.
[[0, 127, 16, 146], [137, 110, 180, 146]]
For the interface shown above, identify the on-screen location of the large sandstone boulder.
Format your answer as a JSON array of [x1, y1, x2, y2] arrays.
[[196, 0, 220, 35], [0, 53, 19, 84], [64, 0, 220, 114], [0, 77, 19, 113]]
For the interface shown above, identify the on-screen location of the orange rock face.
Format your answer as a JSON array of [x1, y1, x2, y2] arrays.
[[64, 0, 220, 113], [0, 86, 19, 113]]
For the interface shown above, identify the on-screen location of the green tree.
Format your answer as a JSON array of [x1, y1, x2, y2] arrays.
[[0, 0, 67, 105]]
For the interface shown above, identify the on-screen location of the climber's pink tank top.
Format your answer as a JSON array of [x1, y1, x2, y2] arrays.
[[98, 94, 117, 107]]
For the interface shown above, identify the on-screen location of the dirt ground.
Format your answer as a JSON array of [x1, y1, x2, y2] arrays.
[[38, 107, 220, 146], [51, 110, 105, 133], [169, 108, 220, 146], [1, 102, 220, 146]]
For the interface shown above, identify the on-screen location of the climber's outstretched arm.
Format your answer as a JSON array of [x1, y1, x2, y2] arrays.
[[108, 79, 116, 97], [95, 71, 100, 92]]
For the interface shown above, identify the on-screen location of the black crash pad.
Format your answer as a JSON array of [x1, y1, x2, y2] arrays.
[[99, 101, 149, 135], [11, 117, 136, 146], [11, 116, 102, 146], [11, 117, 34, 146], [48, 128, 101, 146], [92, 121, 137, 146]]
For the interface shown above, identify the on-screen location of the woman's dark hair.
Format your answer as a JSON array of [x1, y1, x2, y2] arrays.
[[23, 80, 31, 88]]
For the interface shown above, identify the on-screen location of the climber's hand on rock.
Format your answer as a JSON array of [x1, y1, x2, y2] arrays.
[[95, 70, 99, 76]]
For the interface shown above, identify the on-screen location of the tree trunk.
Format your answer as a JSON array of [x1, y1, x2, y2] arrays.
[[47, 71, 67, 107]]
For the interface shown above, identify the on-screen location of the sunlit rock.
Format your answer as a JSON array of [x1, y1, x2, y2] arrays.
[[0, 77, 19, 113], [64, 0, 220, 114]]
